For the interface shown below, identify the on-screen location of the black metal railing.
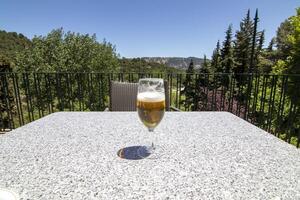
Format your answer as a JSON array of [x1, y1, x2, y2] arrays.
[[0, 72, 299, 147]]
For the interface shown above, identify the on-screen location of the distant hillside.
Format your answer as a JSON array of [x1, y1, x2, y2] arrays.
[[141, 57, 205, 70], [119, 58, 183, 73], [0, 30, 32, 65]]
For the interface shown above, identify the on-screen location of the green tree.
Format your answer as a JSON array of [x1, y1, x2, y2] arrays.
[[256, 30, 265, 62], [181, 59, 196, 110], [267, 38, 275, 52], [200, 54, 210, 73], [0, 55, 12, 72], [218, 25, 235, 88], [287, 8, 300, 74], [269, 8, 300, 143], [220, 25, 235, 74], [275, 19, 293, 60], [257, 31, 265, 52], [15, 28, 119, 72], [196, 55, 210, 110], [233, 9, 253, 75], [0, 57, 15, 130], [211, 40, 221, 73], [271, 8, 300, 75], [254, 30, 267, 72], [13, 28, 120, 112]]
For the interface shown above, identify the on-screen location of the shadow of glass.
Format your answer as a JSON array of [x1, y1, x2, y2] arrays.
[[117, 146, 150, 160]]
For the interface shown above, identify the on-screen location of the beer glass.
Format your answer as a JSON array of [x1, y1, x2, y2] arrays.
[[137, 78, 165, 158]]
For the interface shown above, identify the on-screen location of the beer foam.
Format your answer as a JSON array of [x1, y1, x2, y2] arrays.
[[137, 92, 165, 102]]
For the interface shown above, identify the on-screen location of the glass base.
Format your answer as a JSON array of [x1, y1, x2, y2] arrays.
[[0, 188, 19, 200], [137, 144, 165, 159]]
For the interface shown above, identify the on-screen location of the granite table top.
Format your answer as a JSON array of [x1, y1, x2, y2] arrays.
[[0, 112, 299, 200]]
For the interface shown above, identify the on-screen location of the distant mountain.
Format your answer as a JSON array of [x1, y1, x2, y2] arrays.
[[141, 57, 204, 70]]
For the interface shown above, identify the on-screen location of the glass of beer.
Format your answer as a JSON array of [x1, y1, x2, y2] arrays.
[[137, 78, 165, 158]]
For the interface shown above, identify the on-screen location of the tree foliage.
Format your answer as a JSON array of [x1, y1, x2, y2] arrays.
[[265, 8, 300, 141], [0, 30, 31, 72], [15, 28, 119, 72], [181, 60, 196, 110], [270, 8, 300, 75], [287, 8, 300, 74], [275, 19, 293, 60], [220, 25, 235, 74], [0, 30, 31, 61], [233, 10, 253, 74], [211, 40, 221, 73], [199, 54, 210, 73]]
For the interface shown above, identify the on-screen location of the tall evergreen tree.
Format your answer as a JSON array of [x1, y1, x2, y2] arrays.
[[211, 40, 221, 73], [220, 24, 235, 74], [0, 58, 15, 130], [267, 38, 275, 52], [200, 54, 209, 73], [233, 9, 253, 75], [181, 59, 196, 110], [186, 59, 194, 74], [258, 30, 265, 51], [219, 25, 235, 88], [198, 54, 209, 91], [254, 30, 265, 69], [257, 31, 275, 73], [195, 55, 210, 110]]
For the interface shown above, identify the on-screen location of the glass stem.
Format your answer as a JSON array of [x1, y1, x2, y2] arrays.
[[148, 128, 155, 150]]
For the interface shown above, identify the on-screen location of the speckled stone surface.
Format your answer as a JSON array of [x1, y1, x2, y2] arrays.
[[0, 112, 299, 200]]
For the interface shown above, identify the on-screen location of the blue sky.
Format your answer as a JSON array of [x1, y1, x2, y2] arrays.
[[0, 0, 299, 58]]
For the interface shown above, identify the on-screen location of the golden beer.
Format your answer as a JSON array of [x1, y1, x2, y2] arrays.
[[137, 92, 165, 129]]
